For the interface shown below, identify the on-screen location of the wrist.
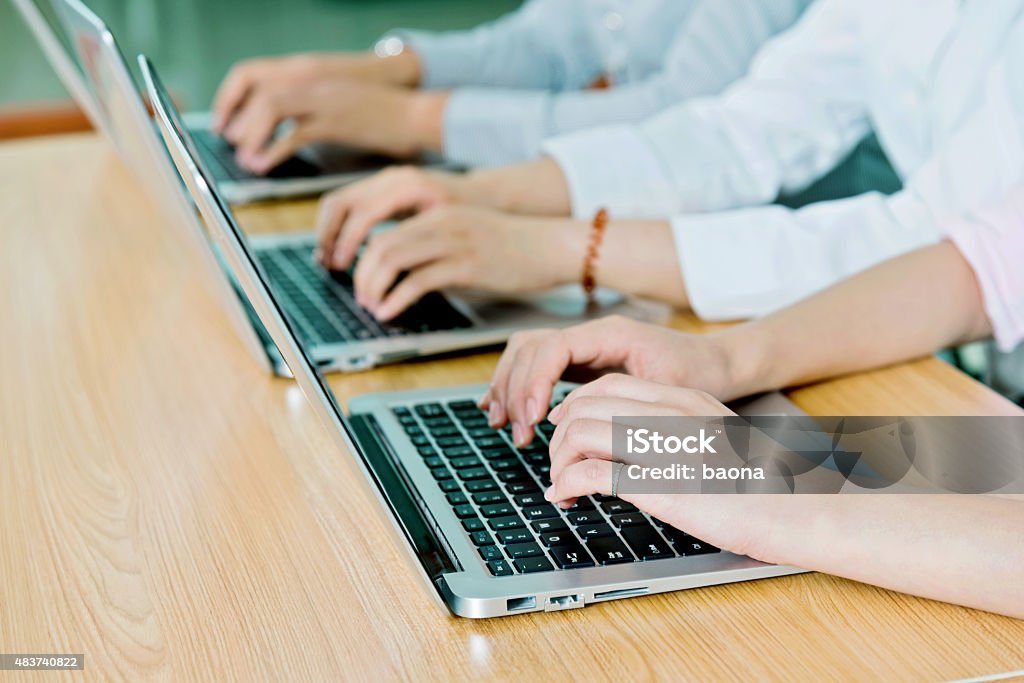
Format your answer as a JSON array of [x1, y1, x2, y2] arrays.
[[376, 49, 423, 87], [711, 323, 778, 401], [545, 218, 590, 288], [404, 90, 447, 154]]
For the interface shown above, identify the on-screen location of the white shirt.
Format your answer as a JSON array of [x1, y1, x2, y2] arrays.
[[543, 0, 1024, 320], [390, 0, 811, 167]]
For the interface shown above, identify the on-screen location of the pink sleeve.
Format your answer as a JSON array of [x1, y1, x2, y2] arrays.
[[944, 187, 1024, 352]]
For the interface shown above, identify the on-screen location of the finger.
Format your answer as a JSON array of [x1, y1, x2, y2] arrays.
[[212, 63, 256, 132], [354, 223, 448, 309], [547, 396, 676, 461], [488, 330, 550, 429], [545, 457, 614, 507], [247, 125, 307, 175], [552, 374, 679, 424], [505, 332, 569, 447], [314, 188, 356, 266], [547, 417, 616, 497], [375, 259, 468, 321], [233, 95, 292, 162], [331, 169, 439, 270]]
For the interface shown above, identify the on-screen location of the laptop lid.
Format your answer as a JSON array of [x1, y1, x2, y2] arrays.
[[11, 0, 109, 137], [143, 53, 457, 598]]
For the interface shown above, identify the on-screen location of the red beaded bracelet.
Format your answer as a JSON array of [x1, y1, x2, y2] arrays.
[[582, 208, 609, 311]]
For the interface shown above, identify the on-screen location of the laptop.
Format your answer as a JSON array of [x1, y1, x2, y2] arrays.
[[140, 55, 666, 375], [24, 0, 426, 204], [149, 50, 809, 618]]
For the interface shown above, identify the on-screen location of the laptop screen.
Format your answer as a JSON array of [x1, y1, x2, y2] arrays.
[[141, 55, 365, 456]]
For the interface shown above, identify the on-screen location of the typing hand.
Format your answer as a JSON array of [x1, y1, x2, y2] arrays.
[[539, 374, 778, 560], [351, 206, 573, 322], [483, 317, 739, 447], [212, 51, 420, 133], [314, 167, 478, 271]]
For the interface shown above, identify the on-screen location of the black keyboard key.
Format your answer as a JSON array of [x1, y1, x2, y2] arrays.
[[488, 559, 514, 576], [488, 515, 524, 532], [514, 493, 547, 507], [465, 478, 498, 493], [505, 481, 540, 495], [457, 467, 491, 481], [453, 504, 477, 519], [446, 491, 468, 505], [424, 456, 445, 469], [586, 536, 635, 565], [549, 544, 595, 569], [514, 557, 554, 574], [600, 500, 638, 515], [473, 436, 507, 449], [531, 519, 568, 534], [415, 403, 445, 418], [661, 526, 691, 546], [448, 400, 480, 411], [438, 479, 461, 493], [471, 531, 494, 546], [449, 456, 482, 470], [620, 528, 674, 560], [431, 467, 453, 481], [429, 426, 460, 438], [680, 538, 720, 556], [490, 458, 525, 472], [539, 531, 576, 547], [496, 529, 533, 545], [497, 470, 530, 483], [462, 518, 485, 532], [610, 513, 648, 528], [480, 503, 515, 519], [410, 435, 430, 447], [471, 491, 506, 506], [436, 436, 469, 449], [422, 416, 454, 428], [566, 498, 596, 512], [523, 505, 560, 521], [505, 542, 544, 559], [444, 446, 475, 459], [479, 545, 503, 561], [480, 446, 516, 460], [567, 511, 603, 526], [576, 523, 615, 540], [417, 446, 437, 457]]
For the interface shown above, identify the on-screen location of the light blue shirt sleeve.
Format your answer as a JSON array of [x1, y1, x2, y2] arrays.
[[393, 0, 606, 92], [392, 0, 811, 167]]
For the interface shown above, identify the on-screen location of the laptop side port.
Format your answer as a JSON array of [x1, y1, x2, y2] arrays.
[[506, 596, 536, 612], [593, 587, 649, 601], [544, 594, 585, 612]]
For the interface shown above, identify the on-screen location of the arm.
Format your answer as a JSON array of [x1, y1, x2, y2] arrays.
[[436, 0, 811, 167], [719, 241, 993, 398]]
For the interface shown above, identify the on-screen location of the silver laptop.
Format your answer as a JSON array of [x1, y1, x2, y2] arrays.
[[26, 0, 424, 204], [141, 55, 666, 375], [150, 49, 809, 618]]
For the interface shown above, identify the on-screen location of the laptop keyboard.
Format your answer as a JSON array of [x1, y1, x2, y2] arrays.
[[256, 244, 473, 346], [191, 129, 321, 182], [392, 397, 720, 576]]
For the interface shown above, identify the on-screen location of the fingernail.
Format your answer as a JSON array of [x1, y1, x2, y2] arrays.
[[548, 402, 564, 424], [512, 423, 526, 446], [526, 398, 540, 425], [488, 403, 501, 427], [544, 486, 557, 502], [478, 390, 491, 409], [312, 248, 323, 263]]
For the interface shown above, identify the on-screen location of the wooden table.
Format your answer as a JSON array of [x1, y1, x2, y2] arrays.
[[2, 134, 1023, 682]]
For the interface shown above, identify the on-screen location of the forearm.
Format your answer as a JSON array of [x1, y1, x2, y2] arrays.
[[542, 218, 689, 307], [760, 495, 1024, 619], [718, 241, 992, 397], [464, 157, 572, 216]]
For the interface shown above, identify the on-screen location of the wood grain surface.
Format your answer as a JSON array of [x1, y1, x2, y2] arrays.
[[1, 134, 1022, 682]]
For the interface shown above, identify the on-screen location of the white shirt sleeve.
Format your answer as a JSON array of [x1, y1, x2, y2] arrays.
[[543, 0, 871, 219], [437, 0, 812, 167], [944, 188, 1024, 353], [392, 0, 604, 92]]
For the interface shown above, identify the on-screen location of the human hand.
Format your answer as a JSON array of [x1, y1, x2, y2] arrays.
[[212, 51, 421, 132], [541, 374, 781, 560], [483, 316, 739, 446], [217, 79, 445, 174], [314, 167, 484, 271], [351, 206, 578, 322]]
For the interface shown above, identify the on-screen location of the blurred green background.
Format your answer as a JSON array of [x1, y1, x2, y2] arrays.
[[3, 0, 520, 109]]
